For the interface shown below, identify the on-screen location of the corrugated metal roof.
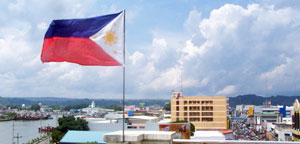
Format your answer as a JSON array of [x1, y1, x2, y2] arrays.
[[60, 130, 109, 144]]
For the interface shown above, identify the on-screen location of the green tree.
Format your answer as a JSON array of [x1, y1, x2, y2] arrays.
[[103, 105, 122, 111], [51, 116, 89, 143], [30, 104, 41, 111], [6, 105, 22, 110], [48, 105, 62, 110], [164, 102, 170, 111], [51, 129, 65, 143]]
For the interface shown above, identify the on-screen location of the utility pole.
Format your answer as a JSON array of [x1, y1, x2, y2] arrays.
[[14, 133, 22, 144], [39, 116, 42, 142], [12, 121, 15, 144]]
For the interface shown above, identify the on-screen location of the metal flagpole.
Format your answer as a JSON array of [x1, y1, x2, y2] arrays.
[[122, 9, 126, 143]]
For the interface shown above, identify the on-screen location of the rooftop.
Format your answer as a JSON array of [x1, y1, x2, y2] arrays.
[[192, 131, 225, 140], [60, 130, 110, 144]]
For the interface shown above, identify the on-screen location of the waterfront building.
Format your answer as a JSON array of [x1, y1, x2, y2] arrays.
[[82, 101, 114, 116], [170, 92, 227, 130]]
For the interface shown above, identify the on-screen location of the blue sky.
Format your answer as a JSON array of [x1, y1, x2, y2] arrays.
[[0, 0, 300, 99]]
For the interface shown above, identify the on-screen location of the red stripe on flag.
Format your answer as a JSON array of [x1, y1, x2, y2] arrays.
[[41, 37, 121, 66]]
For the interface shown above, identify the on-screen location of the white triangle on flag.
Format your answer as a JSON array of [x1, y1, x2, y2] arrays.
[[90, 11, 124, 66]]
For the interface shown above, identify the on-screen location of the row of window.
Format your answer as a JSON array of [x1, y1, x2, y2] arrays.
[[176, 100, 213, 105], [177, 112, 213, 116], [176, 106, 214, 111], [176, 117, 214, 122]]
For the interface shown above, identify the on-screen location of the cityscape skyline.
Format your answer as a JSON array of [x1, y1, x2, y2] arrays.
[[0, 0, 300, 99]]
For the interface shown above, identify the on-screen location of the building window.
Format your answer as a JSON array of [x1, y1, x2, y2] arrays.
[[202, 106, 213, 111], [189, 112, 200, 116], [184, 118, 187, 121], [176, 101, 179, 105], [190, 106, 200, 111], [176, 106, 179, 111], [184, 112, 187, 116], [184, 106, 187, 110], [202, 112, 213, 116], [176, 118, 179, 121], [202, 118, 213, 122], [184, 101, 187, 105], [189, 118, 200, 121], [176, 112, 179, 116], [201, 101, 213, 105]]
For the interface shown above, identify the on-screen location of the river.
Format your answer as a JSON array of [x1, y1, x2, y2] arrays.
[[0, 118, 58, 144], [0, 117, 159, 144]]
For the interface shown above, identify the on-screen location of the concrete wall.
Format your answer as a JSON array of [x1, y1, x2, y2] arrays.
[[103, 131, 176, 144]]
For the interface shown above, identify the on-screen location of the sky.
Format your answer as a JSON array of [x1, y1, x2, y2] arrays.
[[0, 0, 300, 99]]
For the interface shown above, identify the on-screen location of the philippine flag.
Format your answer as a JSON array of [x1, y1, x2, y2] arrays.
[[41, 11, 124, 66]]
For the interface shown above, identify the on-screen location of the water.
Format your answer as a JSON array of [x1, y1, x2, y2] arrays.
[[0, 118, 58, 144], [0, 117, 159, 144]]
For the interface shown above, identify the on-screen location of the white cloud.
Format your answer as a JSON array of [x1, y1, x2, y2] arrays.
[[37, 22, 48, 30], [150, 38, 168, 62], [200, 77, 209, 87], [129, 51, 144, 65], [178, 3, 300, 96], [184, 10, 202, 34], [1, 1, 300, 99], [179, 40, 208, 63], [59, 67, 83, 81], [152, 38, 167, 48], [8, 0, 25, 12], [143, 67, 180, 90], [260, 57, 291, 80], [217, 85, 236, 95]]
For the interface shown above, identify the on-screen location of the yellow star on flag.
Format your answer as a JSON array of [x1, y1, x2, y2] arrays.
[[103, 30, 118, 46]]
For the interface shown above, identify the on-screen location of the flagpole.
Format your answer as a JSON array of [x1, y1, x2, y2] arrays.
[[122, 9, 126, 143]]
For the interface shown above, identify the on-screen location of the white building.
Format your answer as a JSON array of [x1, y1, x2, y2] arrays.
[[82, 101, 114, 116]]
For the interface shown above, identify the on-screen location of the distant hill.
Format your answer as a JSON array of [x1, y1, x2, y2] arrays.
[[1, 94, 299, 108], [228, 94, 300, 108], [0, 96, 169, 107]]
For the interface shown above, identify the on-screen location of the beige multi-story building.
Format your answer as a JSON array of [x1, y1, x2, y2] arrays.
[[171, 92, 227, 130]]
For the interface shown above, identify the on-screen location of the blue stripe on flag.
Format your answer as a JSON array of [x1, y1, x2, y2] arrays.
[[45, 12, 121, 38]]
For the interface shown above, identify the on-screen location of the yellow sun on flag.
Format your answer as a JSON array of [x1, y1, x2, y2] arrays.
[[103, 30, 118, 46]]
